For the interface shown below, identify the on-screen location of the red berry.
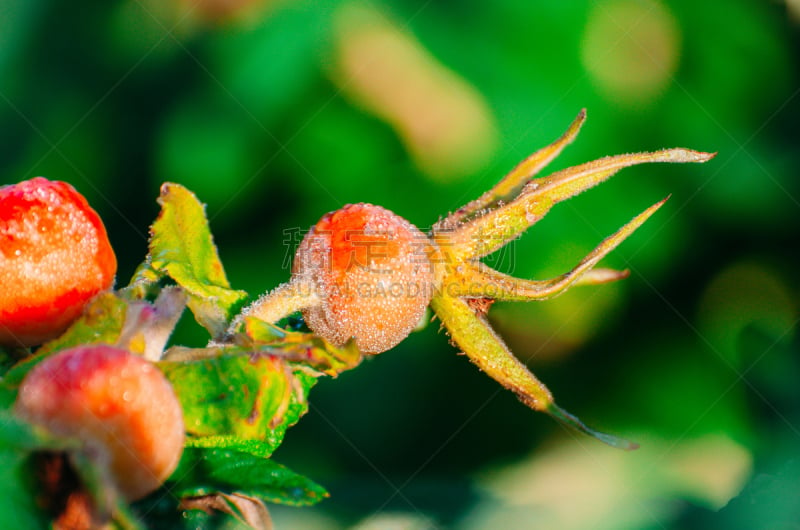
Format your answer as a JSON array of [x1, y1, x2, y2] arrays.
[[293, 203, 434, 353], [0, 178, 117, 346], [15, 345, 185, 501]]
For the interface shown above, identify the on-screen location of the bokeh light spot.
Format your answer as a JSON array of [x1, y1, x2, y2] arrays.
[[468, 434, 751, 529], [330, 3, 498, 182], [581, 0, 680, 107], [697, 261, 797, 366], [788, 0, 800, 22]]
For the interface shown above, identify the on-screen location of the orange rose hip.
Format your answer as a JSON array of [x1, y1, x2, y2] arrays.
[[0, 177, 117, 346], [293, 203, 434, 354], [15, 345, 185, 501]]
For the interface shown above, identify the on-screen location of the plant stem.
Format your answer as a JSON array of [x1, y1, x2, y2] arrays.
[[228, 278, 319, 335]]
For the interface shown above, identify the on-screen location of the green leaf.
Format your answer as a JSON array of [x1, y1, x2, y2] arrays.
[[158, 352, 315, 454], [0, 347, 22, 377], [35, 292, 129, 358], [170, 447, 328, 507], [158, 322, 359, 455], [140, 182, 247, 338], [0, 412, 75, 452], [0, 416, 73, 530], [0, 450, 48, 530], [0, 386, 16, 411], [185, 436, 277, 459], [2, 292, 129, 391]]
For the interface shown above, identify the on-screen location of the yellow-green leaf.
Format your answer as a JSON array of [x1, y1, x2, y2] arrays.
[[145, 183, 247, 338]]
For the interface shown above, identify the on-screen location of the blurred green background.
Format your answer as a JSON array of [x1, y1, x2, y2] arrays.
[[1, 0, 799, 528]]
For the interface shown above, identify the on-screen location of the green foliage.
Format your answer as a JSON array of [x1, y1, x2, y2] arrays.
[[171, 447, 329, 507], [0, 414, 76, 529], [0, 1, 797, 527], [0, 450, 47, 530], [159, 352, 311, 450]]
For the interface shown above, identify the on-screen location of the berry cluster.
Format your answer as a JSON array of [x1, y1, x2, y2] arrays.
[[1, 178, 184, 523]]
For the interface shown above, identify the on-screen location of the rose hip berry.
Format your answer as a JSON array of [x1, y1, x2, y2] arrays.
[[15, 345, 185, 501], [240, 110, 715, 449], [292, 203, 434, 354], [0, 177, 117, 347]]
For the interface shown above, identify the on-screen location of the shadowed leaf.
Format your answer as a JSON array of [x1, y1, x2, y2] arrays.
[[170, 448, 328, 507]]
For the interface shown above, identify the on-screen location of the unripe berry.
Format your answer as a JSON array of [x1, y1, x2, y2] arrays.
[[15, 345, 185, 501], [0, 178, 117, 346], [293, 203, 434, 354]]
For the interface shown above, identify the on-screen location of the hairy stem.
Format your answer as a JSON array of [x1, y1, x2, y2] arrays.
[[228, 277, 319, 335]]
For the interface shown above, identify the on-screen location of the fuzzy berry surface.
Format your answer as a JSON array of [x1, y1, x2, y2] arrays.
[[293, 203, 434, 354], [0, 178, 117, 346], [15, 345, 185, 501]]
